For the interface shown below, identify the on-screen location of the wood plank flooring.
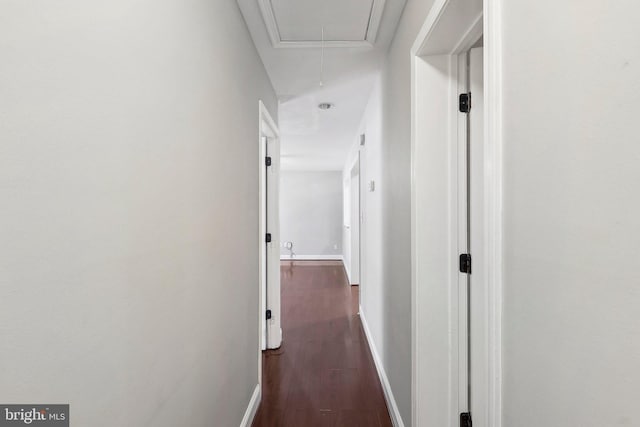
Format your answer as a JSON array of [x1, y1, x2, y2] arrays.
[[252, 261, 392, 427]]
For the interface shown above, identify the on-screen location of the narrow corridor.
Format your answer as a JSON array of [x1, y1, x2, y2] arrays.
[[252, 261, 392, 427]]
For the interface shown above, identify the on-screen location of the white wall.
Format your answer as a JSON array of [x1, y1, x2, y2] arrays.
[[343, 174, 352, 272], [279, 171, 343, 258], [0, 1, 277, 426], [343, 75, 385, 340], [501, 1, 640, 426], [346, 0, 441, 422], [376, 1, 437, 424]]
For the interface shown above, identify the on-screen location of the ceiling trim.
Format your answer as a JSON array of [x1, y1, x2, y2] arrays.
[[257, 0, 387, 49]]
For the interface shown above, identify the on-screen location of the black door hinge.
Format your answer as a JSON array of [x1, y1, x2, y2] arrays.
[[460, 412, 472, 427], [265, 156, 272, 167], [459, 93, 471, 113], [266, 309, 272, 320], [265, 233, 272, 243], [459, 253, 472, 274]]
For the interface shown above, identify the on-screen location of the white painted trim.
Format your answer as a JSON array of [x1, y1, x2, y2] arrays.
[[280, 254, 343, 261], [412, 0, 483, 57], [360, 307, 405, 427], [256, 0, 386, 49], [259, 100, 279, 140], [269, 40, 374, 49], [410, 30, 418, 427], [256, 0, 281, 48], [410, 0, 448, 55], [366, 0, 387, 44], [239, 384, 261, 427], [484, 1, 504, 425]]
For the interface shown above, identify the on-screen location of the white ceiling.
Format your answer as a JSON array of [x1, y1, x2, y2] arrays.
[[237, 0, 407, 171]]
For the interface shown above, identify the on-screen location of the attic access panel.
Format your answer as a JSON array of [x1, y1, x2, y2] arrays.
[[259, 0, 387, 48]]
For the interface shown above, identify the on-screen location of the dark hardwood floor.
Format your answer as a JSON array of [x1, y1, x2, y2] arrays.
[[252, 261, 392, 427]]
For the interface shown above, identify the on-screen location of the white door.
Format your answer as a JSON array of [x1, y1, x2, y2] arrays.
[[259, 102, 281, 353], [265, 136, 282, 349], [261, 137, 268, 350], [350, 160, 360, 285]]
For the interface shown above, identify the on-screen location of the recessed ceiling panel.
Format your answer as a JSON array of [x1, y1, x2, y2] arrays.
[[237, 0, 407, 170], [270, 0, 374, 42]]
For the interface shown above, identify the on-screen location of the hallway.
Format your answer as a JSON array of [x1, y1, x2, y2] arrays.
[[2, 1, 640, 425], [253, 261, 392, 427]]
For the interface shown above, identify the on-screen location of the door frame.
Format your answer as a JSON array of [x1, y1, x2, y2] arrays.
[[410, 0, 503, 426], [258, 100, 281, 370]]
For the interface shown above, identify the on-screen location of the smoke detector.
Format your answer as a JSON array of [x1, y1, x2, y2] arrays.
[[318, 103, 334, 110]]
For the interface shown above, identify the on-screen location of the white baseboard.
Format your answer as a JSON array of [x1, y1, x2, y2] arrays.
[[239, 384, 260, 427], [280, 254, 343, 261], [360, 306, 405, 427]]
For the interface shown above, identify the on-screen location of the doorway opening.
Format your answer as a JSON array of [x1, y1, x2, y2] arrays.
[[411, 0, 503, 426]]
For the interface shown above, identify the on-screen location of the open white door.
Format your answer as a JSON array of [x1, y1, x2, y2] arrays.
[[265, 134, 281, 349], [259, 101, 281, 352], [260, 136, 268, 350]]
